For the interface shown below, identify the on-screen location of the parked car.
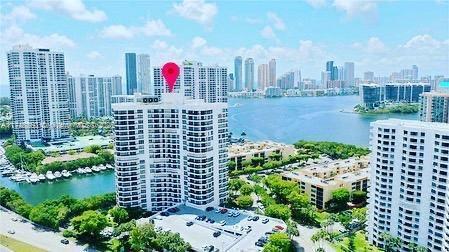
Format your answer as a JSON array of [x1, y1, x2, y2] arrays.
[[219, 220, 227, 226], [252, 216, 259, 221], [215, 209, 221, 213], [255, 241, 264, 247], [7, 230, 15, 234], [220, 208, 228, 214], [160, 212, 170, 216], [262, 218, 269, 224], [206, 206, 214, 212], [206, 218, 215, 223], [11, 217, 17, 222], [167, 207, 179, 213], [233, 212, 240, 217], [265, 231, 274, 236], [247, 216, 253, 221], [60, 239, 69, 245], [186, 221, 194, 226], [199, 215, 207, 221], [213, 231, 221, 237]]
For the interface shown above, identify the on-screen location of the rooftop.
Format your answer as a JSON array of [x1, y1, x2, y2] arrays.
[[29, 135, 111, 153], [371, 119, 449, 131]]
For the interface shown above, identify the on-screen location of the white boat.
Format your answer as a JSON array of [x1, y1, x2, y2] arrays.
[[106, 164, 113, 169], [92, 166, 100, 172], [77, 168, 85, 174], [38, 174, 46, 181], [98, 165, 106, 171], [84, 167, 92, 173], [30, 173, 39, 183], [13, 175, 27, 182], [62, 170, 71, 178], [54, 171, 62, 178], [45, 171, 55, 180]]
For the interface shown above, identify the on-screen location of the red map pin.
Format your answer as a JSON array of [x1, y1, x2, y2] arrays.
[[162, 62, 180, 93]]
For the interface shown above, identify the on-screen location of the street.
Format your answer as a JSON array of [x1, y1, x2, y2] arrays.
[[0, 207, 86, 252]]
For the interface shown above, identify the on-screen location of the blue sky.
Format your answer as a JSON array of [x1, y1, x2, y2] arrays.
[[1, 0, 448, 86]]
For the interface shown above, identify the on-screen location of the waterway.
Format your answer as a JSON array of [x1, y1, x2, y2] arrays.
[[0, 95, 417, 204]]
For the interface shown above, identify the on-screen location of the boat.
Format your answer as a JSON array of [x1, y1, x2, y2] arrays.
[[62, 170, 71, 178], [30, 173, 39, 183], [98, 165, 106, 171], [106, 164, 113, 169], [84, 167, 92, 173], [2, 170, 15, 177], [77, 168, 85, 174], [92, 166, 100, 172], [12, 175, 27, 182], [54, 171, 62, 178], [38, 174, 46, 181], [45, 171, 55, 180]]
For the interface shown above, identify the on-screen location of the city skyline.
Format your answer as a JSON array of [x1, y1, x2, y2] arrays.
[[1, 0, 448, 87]]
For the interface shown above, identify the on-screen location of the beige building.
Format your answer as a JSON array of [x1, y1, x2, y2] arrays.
[[229, 141, 296, 169], [282, 157, 369, 209]]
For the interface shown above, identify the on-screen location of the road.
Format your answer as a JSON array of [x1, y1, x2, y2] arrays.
[[0, 207, 87, 252]]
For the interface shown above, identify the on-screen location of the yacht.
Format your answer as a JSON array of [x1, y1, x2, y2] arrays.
[[76, 168, 85, 174], [54, 171, 62, 178], [38, 174, 46, 181], [45, 171, 55, 180], [62, 170, 71, 178], [84, 167, 92, 173], [30, 173, 39, 183], [92, 166, 100, 172], [98, 164, 106, 171]]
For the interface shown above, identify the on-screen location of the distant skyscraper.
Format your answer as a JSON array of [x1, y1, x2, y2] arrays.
[[153, 61, 227, 103], [234, 56, 243, 91], [420, 92, 449, 123], [245, 58, 255, 91], [364, 71, 374, 82], [7, 45, 70, 143], [228, 73, 234, 92], [368, 119, 449, 251], [412, 65, 419, 80], [112, 93, 228, 211], [344, 62, 355, 86], [67, 74, 122, 119], [137, 54, 151, 94], [257, 64, 269, 90], [294, 69, 302, 89], [326, 61, 335, 80], [269, 59, 276, 86], [125, 53, 137, 95]]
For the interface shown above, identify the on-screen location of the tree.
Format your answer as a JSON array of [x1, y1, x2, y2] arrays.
[[381, 232, 402, 252], [265, 204, 291, 221], [227, 161, 236, 170], [228, 179, 245, 191], [241, 159, 252, 168], [351, 207, 367, 224], [235, 195, 253, 209], [84, 145, 102, 154], [331, 188, 350, 210], [239, 184, 254, 195], [155, 231, 191, 252], [250, 157, 265, 167], [352, 190, 367, 204], [408, 242, 427, 252], [71, 210, 109, 241], [269, 152, 282, 161], [264, 175, 298, 204], [263, 232, 293, 252], [129, 224, 158, 251], [108, 206, 129, 224], [286, 220, 299, 238]]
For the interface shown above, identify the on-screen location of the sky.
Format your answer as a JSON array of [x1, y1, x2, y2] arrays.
[[0, 0, 448, 87]]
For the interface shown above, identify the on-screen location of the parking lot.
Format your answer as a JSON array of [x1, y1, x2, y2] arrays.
[[140, 205, 286, 252]]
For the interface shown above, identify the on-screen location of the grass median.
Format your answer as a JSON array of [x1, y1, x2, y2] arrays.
[[0, 234, 47, 252]]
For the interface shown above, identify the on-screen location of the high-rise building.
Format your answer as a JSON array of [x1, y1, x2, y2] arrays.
[[153, 61, 227, 103], [344, 62, 355, 86], [228, 73, 234, 92], [125, 53, 137, 95], [364, 71, 374, 82], [420, 92, 449, 123], [245, 58, 255, 91], [326, 61, 334, 78], [112, 92, 228, 211], [368, 119, 449, 251], [277, 71, 295, 90], [269, 59, 276, 87], [7, 45, 70, 143], [234, 56, 243, 91], [412, 65, 418, 80], [67, 74, 122, 118], [257, 64, 269, 90], [137, 54, 151, 94], [294, 69, 302, 90]]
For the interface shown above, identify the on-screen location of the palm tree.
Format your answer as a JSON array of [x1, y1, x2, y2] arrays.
[[381, 232, 402, 252], [286, 220, 299, 238], [408, 242, 427, 252]]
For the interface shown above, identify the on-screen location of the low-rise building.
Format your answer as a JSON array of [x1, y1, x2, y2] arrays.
[[228, 141, 296, 169], [281, 157, 369, 209]]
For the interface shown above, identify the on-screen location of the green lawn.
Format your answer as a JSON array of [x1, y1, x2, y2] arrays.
[[334, 231, 381, 252], [0, 235, 47, 252]]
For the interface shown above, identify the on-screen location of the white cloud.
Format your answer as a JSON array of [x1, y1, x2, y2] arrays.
[[140, 20, 172, 36], [86, 51, 102, 60], [1, 25, 76, 49], [267, 12, 286, 30], [30, 0, 107, 22], [100, 20, 172, 39], [152, 40, 169, 50], [191, 36, 207, 49], [172, 0, 217, 26], [100, 25, 134, 39], [402, 34, 445, 49], [333, 0, 377, 17], [1, 5, 36, 23], [260, 26, 277, 40], [305, 0, 327, 8], [352, 37, 386, 53]]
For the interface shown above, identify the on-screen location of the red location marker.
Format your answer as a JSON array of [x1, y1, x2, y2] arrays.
[[162, 62, 180, 93]]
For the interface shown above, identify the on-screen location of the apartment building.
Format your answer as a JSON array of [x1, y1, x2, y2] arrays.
[[112, 93, 228, 212], [368, 119, 449, 251], [420, 92, 449, 123]]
